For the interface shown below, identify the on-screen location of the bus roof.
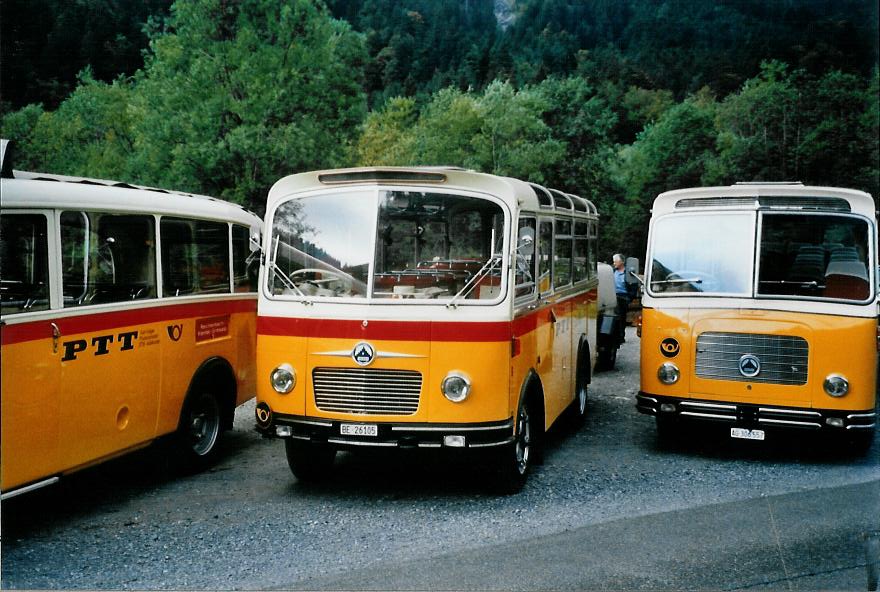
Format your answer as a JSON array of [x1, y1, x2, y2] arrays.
[[266, 166, 598, 218], [652, 183, 876, 219], [1, 169, 261, 228]]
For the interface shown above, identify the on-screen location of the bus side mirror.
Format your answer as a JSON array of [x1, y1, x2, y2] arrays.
[[517, 228, 535, 258], [625, 257, 640, 285]]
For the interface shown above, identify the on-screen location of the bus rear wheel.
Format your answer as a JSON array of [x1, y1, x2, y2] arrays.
[[285, 440, 336, 482], [178, 391, 223, 470]]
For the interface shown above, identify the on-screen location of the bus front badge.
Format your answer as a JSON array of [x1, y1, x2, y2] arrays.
[[739, 354, 761, 378], [352, 342, 376, 366]]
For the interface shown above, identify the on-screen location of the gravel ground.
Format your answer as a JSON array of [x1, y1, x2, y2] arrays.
[[2, 326, 878, 590]]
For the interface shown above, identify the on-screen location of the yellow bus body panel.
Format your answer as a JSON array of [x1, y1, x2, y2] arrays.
[[641, 307, 877, 410], [1, 304, 256, 493]]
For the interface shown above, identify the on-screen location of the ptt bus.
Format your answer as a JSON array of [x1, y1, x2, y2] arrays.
[[255, 167, 600, 491], [637, 183, 878, 451], [0, 140, 262, 499]]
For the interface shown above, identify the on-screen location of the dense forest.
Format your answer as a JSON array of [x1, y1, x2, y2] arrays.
[[1, 0, 878, 257]]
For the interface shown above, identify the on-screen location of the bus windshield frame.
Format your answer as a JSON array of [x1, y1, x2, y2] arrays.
[[647, 209, 876, 305], [265, 187, 511, 305]]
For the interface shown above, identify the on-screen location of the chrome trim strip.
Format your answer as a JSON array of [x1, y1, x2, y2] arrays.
[[469, 438, 515, 448], [758, 418, 822, 428], [680, 401, 737, 411], [758, 407, 822, 417], [326, 438, 398, 447], [1, 477, 60, 500], [846, 412, 877, 420], [313, 350, 425, 359], [391, 422, 513, 433], [637, 396, 659, 404], [680, 411, 736, 421], [417, 442, 442, 448], [288, 418, 334, 428], [846, 423, 876, 430]]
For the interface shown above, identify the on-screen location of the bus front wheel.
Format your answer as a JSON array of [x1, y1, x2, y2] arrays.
[[285, 440, 336, 482], [496, 397, 536, 494]]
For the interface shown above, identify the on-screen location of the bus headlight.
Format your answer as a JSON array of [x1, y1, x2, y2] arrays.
[[270, 364, 296, 394], [657, 363, 680, 385], [823, 375, 849, 397], [441, 372, 471, 403]]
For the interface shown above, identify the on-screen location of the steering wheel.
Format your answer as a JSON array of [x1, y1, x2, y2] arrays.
[[666, 271, 720, 292], [288, 267, 351, 288]]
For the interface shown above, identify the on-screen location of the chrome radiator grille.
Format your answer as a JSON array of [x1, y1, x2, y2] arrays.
[[312, 367, 422, 415], [695, 332, 809, 385]]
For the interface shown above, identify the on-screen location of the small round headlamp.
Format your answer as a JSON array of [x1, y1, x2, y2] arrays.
[[441, 372, 471, 403], [823, 374, 849, 397], [270, 364, 296, 394], [657, 362, 680, 385]]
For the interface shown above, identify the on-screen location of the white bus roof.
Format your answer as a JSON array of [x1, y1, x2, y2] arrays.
[[652, 183, 876, 219], [266, 166, 598, 218], [1, 169, 261, 228]]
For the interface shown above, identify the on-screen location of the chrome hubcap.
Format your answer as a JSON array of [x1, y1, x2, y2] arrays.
[[189, 396, 220, 456], [515, 405, 531, 475]]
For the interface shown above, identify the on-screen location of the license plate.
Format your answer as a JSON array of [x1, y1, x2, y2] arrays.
[[731, 427, 765, 441], [340, 423, 378, 437]]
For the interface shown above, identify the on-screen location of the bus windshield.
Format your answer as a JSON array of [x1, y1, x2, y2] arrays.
[[269, 190, 506, 301], [649, 213, 754, 295], [758, 213, 871, 302]]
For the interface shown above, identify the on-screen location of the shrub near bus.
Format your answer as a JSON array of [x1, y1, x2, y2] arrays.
[[636, 183, 878, 451], [254, 167, 602, 491], [0, 140, 261, 499]]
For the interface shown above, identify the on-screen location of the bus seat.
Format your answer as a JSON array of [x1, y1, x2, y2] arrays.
[[824, 261, 869, 300]]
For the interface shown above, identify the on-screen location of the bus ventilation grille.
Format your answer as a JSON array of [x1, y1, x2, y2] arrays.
[[312, 367, 422, 415], [695, 332, 808, 385]]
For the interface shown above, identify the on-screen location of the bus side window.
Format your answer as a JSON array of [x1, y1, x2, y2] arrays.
[[0, 213, 50, 314], [232, 224, 258, 293], [162, 217, 231, 297], [554, 218, 573, 289], [538, 220, 553, 294], [515, 218, 537, 299], [574, 221, 589, 282], [62, 212, 156, 306]]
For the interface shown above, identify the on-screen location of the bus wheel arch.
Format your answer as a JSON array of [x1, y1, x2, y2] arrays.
[[176, 357, 237, 469], [496, 371, 544, 494]]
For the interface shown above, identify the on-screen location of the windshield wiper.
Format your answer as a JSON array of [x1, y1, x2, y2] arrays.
[[652, 277, 703, 285], [446, 254, 502, 309], [269, 235, 307, 298]]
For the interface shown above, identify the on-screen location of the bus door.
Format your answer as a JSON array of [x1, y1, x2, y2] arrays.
[[56, 211, 161, 469], [0, 211, 61, 490], [535, 218, 572, 423]]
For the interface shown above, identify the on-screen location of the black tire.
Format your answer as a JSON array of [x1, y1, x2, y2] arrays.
[[843, 429, 875, 456], [285, 440, 336, 482], [496, 397, 536, 494], [569, 350, 589, 426], [177, 390, 224, 471], [597, 345, 617, 371], [655, 415, 682, 447]]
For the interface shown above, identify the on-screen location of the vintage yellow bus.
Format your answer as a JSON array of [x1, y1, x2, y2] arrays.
[[0, 140, 261, 499], [254, 167, 600, 491], [637, 183, 878, 451]]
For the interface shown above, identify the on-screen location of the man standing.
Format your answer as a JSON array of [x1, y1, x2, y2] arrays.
[[612, 254, 631, 343]]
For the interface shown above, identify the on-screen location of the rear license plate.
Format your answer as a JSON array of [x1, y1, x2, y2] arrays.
[[731, 427, 765, 441], [340, 423, 378, 437]]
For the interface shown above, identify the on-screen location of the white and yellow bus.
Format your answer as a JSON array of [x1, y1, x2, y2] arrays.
[[255, 167, 600, 490], [637, 183, 878, 450], [0, 140, 262, 499]]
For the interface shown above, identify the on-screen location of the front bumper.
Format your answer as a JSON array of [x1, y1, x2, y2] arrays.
[[636, 392, 876, 431], [256, 405, 514, 450]]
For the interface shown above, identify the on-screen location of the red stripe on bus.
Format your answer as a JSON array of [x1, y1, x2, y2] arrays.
[[0, 298, 257, 346]]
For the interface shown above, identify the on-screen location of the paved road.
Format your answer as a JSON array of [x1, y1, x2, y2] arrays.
[[2, 327, 878, 590]]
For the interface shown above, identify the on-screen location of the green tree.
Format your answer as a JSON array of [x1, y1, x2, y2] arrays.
[[128, 0, 367, 209]]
